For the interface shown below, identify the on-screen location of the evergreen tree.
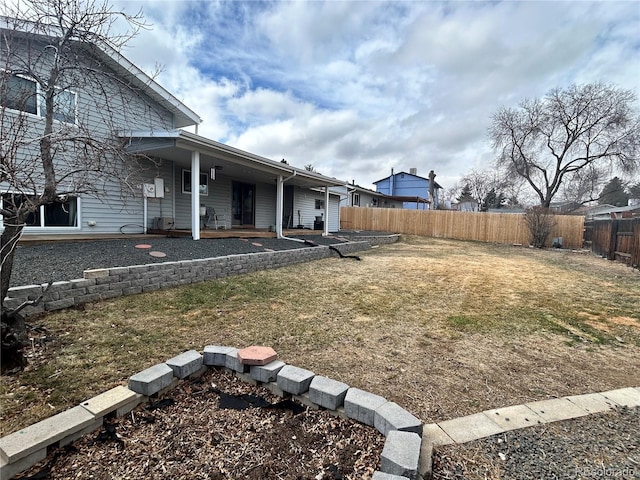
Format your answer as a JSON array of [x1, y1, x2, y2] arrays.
[[628, 182, 640, 199], [457, 184, 474, 203], [599, 177, 629, 206]]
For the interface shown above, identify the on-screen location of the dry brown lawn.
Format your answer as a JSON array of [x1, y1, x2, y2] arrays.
[[1, 236, 639, 437]]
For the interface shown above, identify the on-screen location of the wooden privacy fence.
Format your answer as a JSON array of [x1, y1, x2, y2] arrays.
[[584, 218, 640, 267], [340, 207, 585, 249]]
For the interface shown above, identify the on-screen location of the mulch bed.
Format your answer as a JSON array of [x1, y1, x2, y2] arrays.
[[16, 368, 385, 480]]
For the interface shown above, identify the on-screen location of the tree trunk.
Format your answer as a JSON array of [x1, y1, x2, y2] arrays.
[[1, 222, 28, 372]]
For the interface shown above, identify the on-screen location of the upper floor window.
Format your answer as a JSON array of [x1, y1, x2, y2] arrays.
[[1, 73, 77, 124]]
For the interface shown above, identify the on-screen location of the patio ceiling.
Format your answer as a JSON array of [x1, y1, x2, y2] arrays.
[[123, 130, 345, 189]]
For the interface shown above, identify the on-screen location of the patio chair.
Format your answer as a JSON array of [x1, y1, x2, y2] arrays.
[[202, 206, 226, 230]]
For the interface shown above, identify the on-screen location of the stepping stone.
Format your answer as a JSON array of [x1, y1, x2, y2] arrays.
[[135, 244, 152, 249], [482, 404, 544, 431], [237, 345, 277, 365], [437, 412, 504, 443], [149, 251, 166, 258], [524, 398, 588, 423]]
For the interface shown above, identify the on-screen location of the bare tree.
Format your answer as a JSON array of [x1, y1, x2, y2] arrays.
[[490, 83, 640, 208], [1, 0, 161, 368]]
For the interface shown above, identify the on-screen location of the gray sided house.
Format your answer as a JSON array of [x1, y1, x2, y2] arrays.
[[0, 18, 344, 239], [338, 183, 404, 208]]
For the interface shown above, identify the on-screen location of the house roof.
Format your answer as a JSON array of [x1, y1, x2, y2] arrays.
[[0, 16, 201, 128], [124, 130, 346, 189], [372, 171, 443, 189]]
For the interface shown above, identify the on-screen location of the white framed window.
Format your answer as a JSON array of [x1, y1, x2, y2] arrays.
[[181, 169, 208, 196], [1, 72, 77, 124], [352, 192, 360, 206], [315, 199, 324, 209], [1, 193, 80, 229]]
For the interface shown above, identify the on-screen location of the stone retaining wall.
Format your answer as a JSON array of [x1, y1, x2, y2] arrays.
[[5, 236, 398, 318]]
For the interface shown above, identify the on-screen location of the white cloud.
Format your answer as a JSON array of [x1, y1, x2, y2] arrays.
[[111, 0, 639, 193]]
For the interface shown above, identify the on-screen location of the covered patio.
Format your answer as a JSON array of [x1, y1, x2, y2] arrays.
[[124, 130, 346, 240]]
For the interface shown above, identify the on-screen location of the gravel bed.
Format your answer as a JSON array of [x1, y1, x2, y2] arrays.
[[432, 406, 639, 479], [10, 234, 357, 288]]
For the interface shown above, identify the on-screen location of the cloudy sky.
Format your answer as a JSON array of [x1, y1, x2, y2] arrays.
[[116, 0, 639, 193]]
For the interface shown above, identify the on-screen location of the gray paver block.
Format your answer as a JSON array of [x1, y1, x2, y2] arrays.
[[277, 365, 314, 395], [422, 423, 455, 446], [482, 404, 544, 431], [250, 360, 286, 383], [600, 387, 640, 408], [262, 381, 288, 398], [344, 388, 388, 426], [166, 350, 203, 378], [372, 472, 410, 480], [380, 430, 421, 480], [438, 412, 505, 444], [566, 393, 618, 414], [203, 345, 236, 367], [0, 447, 46, 480], [128, 363, 174, 396], [0, 405, 95, 463], [374, 402, 423, 436], [225, 349, 249, 373], [80, 385, 143, 417], [525, 398, 589, 423], [294, 392, 320, 410], [309, 375, 349, 410]]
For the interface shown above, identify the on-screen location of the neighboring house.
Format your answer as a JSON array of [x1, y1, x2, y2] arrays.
[[0, 18, 344, 239], [373, 168, 442, 209], [582, 204, 640, 220], [338, 183, 404, 209]]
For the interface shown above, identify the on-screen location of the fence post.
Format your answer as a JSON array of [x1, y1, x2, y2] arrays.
[[607, 220, 619, 260]]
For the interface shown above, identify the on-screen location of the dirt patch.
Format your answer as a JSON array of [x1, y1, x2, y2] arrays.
[[16, 368, 384, 480]]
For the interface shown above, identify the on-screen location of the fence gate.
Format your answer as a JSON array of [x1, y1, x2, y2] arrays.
[[585, 218, 640, 267]]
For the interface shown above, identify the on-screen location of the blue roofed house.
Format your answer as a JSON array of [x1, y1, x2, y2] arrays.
[[373, 168, 442, 210], [0, 16, 345, 240]]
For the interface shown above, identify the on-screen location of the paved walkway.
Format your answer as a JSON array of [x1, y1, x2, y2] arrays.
[[424, 386, 640, 446]]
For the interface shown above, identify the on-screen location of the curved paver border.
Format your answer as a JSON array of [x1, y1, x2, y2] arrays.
[[0, 345, 423, 480]]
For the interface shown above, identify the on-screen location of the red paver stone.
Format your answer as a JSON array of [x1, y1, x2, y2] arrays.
[[237, 346, 278, 365], [135, 244, 152, 249], [149, 251, 167, 258]]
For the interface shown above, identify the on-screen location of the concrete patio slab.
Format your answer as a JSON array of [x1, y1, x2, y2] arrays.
[[525, 398, 588, 423], [565, 393, 618, 414], [599, 387, 640, 408], [437, 412, 504, 444], [482, 404, 544, 431]]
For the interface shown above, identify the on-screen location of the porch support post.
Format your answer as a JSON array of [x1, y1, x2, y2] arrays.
[[191, 150, 201, 240], [323, 186, 330, 236], [276, 174, 284, 239]]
